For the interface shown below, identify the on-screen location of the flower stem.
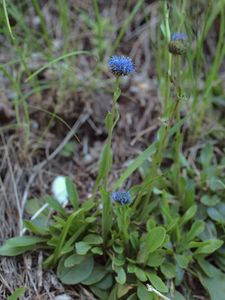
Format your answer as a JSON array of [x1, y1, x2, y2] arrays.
[[173, 56, 182, 198], [133, 94, 180, 212], [104, 77, 121, 189]]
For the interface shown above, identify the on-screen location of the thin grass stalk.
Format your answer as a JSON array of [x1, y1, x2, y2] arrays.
[[2, 0, 14, 40], [32, 0, 52, 49]]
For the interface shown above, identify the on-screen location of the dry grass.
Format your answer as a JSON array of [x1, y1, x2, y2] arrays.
[[0, 1, 224, 299]]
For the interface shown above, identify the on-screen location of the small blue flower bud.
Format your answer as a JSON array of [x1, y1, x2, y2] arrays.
[[168, 32, 187, 55], [111, 190, 131, 205], [108, 56, 135, 77]]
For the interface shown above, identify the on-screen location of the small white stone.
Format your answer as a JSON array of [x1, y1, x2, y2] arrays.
[[51, 176, 68, 206]]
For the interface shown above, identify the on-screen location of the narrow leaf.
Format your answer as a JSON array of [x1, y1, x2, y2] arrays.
[[66, 177, 79, 210], [8, 287, 26, 300]]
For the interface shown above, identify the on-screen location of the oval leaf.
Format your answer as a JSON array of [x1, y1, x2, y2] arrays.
[[146, 226, 166, 254], [147, 273, 168, 293], [58, 255, 94, 284]]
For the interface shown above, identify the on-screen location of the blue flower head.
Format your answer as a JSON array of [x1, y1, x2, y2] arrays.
[[171, 32, 187, 41], [111, 190, 131, 205], [168, 32, 187, 55], [108, 56, 135, 76]]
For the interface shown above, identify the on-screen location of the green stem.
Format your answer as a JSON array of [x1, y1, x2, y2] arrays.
[[104, 77, 121, 189], [162, 0, 171, 114], [92, 0, 104, 60], [174, 56, 182, 198], [133, 97, 180, 212]]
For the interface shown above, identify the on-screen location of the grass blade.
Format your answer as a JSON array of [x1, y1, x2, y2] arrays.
[[26, 51, 96, 82], [2, 0, 14, 40]]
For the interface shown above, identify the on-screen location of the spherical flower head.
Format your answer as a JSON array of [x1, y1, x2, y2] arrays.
[[108, 56, 135, 77], [168, 32, 187, 55], [111, 190, 131, 205]]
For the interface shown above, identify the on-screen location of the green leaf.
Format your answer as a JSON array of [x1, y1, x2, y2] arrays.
[[86, 216, 96, 223], [114, 266, 126, 285], [185, 220, 205, 242], [95, 144, 112, 189], [127, 263, 136, 273], [108, 285, 118, 300], [136, 241, 147, 264], [58, 255, 94, 284], [0, 236, 46, 256], [197, 259, 225, 300], [82, 199, 95, 212], [25, 198, 45, 216], [174, 254, 191, 269], [101, 187, 112, 244], [182, 178, 195, 210], [2, 0, 15, 40], [64, 253, 85, 267], [180, 204, 197, 226], [174, 290, 186, 300], [146, 226, 166, 254], [8, 287, 26, 300], [91, 247, 103, 255], [207, 203, 225, 223], [200, 143, 213, 167], [147, 251, 165, 267], [90, 286, 109, 300], [160, 262, 176, 279], [105, 112, 113, 132], [197, 257, 216, 277], [66, 177, 79, 210], [137, 283, 153, 300], [134, 267, 147, 282], [147, 273, 168, 293], [129, 230, 139, 251], [113, 109, 120, 129], [112, 256, 125, 267], [113, 245, 124, 254], [208, 177, 224, 191], [194, 239, 223, 255], [113, 86, 121, 101], [96, 274, 113, 290], [200, 221, 217, 240], [44, 195, 67, 217], [127, 293, 138, 300], [113, 143, 156, 190], [117, 284, 133, 298], [52, 208, 84, 265], [23, 220, 49, 236], [75, 241, 92, 255], [83, 234, 103, 245], [200, 195, 220, 206], [82, 266, 107, 285]]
